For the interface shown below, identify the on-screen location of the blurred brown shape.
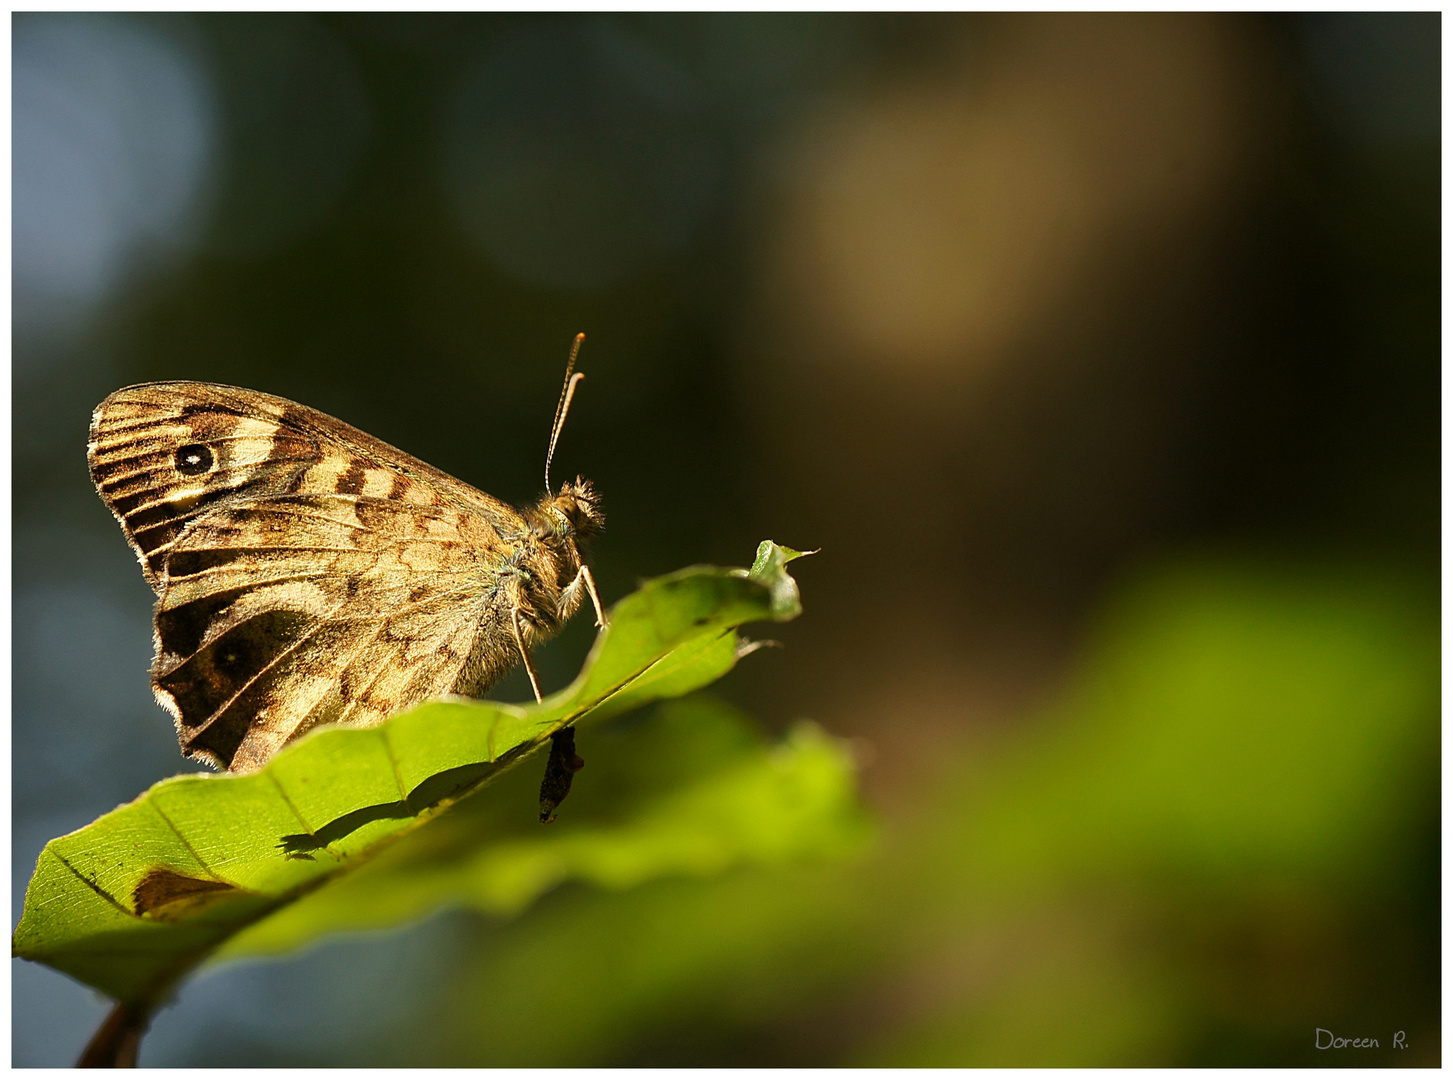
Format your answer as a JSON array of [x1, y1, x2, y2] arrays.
[[740, 14, 1286, 771], [766, 13, 1259, 380]]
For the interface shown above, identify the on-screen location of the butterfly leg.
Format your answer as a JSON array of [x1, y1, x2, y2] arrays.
[[511, 606, 544, 704], [579, 564, 608, 628]]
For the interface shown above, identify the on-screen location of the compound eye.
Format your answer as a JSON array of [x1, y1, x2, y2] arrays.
[[175, 443, 214, 476]]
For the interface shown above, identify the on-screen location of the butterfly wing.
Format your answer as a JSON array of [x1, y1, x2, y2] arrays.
[[88, 383, 530, 772], [154, 493, 523, 771], [88, 381, 517, 587]]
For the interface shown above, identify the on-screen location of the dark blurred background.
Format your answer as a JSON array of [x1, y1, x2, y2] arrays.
[[12, 12, 1439, 1066]]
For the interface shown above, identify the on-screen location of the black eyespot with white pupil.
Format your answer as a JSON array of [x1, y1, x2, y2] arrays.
[[175, 443, 214, 476]]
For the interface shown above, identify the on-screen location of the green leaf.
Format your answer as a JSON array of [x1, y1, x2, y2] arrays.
[[13, 543, 818, 1009], [746, 539, 815, 620], [213, 694, 870, 961]]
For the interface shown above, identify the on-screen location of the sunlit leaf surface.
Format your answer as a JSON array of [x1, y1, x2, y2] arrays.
[[13, 543, 851, 1009]]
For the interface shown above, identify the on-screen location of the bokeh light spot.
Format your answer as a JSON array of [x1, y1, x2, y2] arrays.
[[13, 14, 216, 342]]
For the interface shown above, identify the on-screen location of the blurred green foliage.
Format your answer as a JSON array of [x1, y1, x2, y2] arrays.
[[375, 555, 1436, 1066]]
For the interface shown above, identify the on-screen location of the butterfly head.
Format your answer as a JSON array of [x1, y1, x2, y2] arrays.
[[535, 477, 604, 544]]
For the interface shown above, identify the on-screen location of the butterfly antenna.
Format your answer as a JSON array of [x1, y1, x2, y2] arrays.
[[545, 332, 586, 493]]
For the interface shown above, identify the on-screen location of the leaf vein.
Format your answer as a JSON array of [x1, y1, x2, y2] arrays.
[[52, 850, 132, 917], [379, 730, 408, 802], [268, 771, 319, 839], [148, 798, 230, 884]]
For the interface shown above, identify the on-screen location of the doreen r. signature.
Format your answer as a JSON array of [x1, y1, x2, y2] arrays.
[[1315, 1028, 1408, 1050]]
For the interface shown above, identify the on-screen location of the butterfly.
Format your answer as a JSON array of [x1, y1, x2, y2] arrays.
[[87, 335, 605, 819]]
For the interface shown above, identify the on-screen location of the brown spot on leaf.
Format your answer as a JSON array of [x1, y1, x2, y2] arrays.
[[132, 868, 237, 921]]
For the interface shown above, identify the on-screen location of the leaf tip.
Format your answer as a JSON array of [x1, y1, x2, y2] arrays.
[[748, 541, 814, 620]]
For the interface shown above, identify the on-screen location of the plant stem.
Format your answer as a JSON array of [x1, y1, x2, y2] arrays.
[[77, 1001, 151, 1068]]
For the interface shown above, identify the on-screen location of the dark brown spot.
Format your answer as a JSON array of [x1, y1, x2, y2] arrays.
[[175, 443, 213, 476], [409, 584, 430, 602], [388, 474, 408, 500], [336, 462, 367, 496], [157, 609, 310, 733], [179, 617, 368, 769], [133, 868, 237, 920], [155, 586, 249, 661]]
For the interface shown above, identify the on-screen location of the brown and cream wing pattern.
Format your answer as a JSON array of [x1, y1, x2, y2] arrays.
[[87, 382, 524, 772], [153, 493, 510, 772], [87, 381, 518, 586]]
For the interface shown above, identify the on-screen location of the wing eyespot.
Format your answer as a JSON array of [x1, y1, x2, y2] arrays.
[[175, 443, 214, 477]]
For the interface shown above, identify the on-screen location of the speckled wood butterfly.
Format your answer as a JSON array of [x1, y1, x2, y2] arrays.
[[88, 335, 604, 820]]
